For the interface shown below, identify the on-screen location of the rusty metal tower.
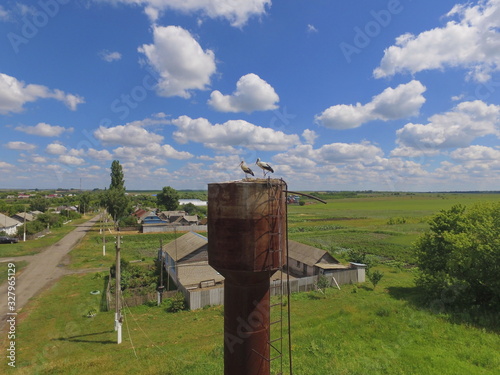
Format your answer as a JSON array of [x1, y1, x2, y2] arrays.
[[208, 179, 288, 375]]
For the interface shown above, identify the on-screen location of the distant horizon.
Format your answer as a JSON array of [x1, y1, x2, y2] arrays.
[[1, 187, 500, 194]]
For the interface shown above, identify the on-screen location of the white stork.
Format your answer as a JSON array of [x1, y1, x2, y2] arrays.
[[256, 158, 274, 177], [239, 161, 255, 178]]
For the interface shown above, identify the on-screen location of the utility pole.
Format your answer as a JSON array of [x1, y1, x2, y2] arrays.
[[102, 210, 106, 256], [157, 239, 165, 306], [23, 206, 26, 242], [115, 235, 122, 344]]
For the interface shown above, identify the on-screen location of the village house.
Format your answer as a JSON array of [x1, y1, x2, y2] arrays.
[[160, 232, 223, 290], [11, 212, 35, 223], [159, 232, 365, 310], [0, 213, 22, 236], [287, 240, 366, 283]]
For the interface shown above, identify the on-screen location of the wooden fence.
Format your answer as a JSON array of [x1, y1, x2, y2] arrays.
[[182, 269, 361, 310]]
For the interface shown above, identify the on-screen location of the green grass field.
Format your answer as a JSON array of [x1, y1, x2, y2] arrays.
[[288, 193, 500, 263], [2, 193, 499, 374], [7, 266, 500, 374]]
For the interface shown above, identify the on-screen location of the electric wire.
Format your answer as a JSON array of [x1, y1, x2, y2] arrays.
[[121, 298, 167, 354], [121, 295, 138, 359]]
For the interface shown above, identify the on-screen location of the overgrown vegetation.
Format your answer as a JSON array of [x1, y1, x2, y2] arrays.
[[414, 202, 500, 311]]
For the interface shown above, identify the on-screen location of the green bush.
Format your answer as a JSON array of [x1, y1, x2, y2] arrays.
[[414, 203, 500, 310], [167, 292, 186, 313]]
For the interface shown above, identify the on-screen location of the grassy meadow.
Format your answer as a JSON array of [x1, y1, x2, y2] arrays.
[[288, 192, 500, 263], [2, 192, 499, 374]]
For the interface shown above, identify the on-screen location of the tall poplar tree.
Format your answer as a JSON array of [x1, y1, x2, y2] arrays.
[[103, 160, 130, 225]]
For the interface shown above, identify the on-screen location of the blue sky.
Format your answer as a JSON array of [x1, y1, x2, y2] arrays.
[[0, 0, 499, 191]]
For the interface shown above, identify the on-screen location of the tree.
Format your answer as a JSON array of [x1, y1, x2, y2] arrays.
[[101, 187, 131, 225], [368, 270, 384, 290], [29, 197, 49, 212], [157, 186, 179, 211], [78, 192, 91, 214], [414, 203, 500, 309], [102, 161, 130, 225], [110, 160, 125, 190]]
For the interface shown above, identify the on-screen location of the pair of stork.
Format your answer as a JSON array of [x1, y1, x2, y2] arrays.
[[240, 158, 273, 178]]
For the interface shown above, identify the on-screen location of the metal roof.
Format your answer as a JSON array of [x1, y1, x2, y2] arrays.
[[287, 240, 339, 266], [162, 231, 207, 261], [177, 261, 224, 287], [0, 213, 21, 229]]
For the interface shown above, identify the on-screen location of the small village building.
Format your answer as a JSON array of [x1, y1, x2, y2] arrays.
[[287, 240, 340, 277], [132, 208, 148, 221], [161, 232, 223, 290], [0, 213, 21, 236], [11, 212, 35, 223]]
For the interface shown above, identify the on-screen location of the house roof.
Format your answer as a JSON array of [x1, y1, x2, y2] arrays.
[[177, 261, 224, 287], [13, 212, 34, 222], [184, 215, 199, 222], [160, 210, 186, 217], [314, 263, 349, 270], [132, 208, 148, 217], [163, 232, 207, 261], [139, 211, 155, 220], [287, 240, 339, 266], [0, 213, 21, 229]]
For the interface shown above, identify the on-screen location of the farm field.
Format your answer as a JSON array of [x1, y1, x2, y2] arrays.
[[2, 192, 499, 374], [288, 192, 500, 263]]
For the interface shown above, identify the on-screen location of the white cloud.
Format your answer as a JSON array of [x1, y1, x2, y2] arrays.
[[273, 142, 384, 166], [374, 0, 500, 81], [171, 115, 300, 151], [315, 80, 426, 129], [112, 143, 193, 161], [393, 100, 500, 155], [450, 145, 500, 161], [302, 129, 317, 145], [102, 0, 270, 27], [45, 143, 68, 155], [99, 50, 122, 62], [94, 123, 164, 146], [15, 122, 72, 137], [4, 141, 36, 150], [87, 148, 113, 161], [58, 155, 85, 165], [0, 161, 14, 169], [0, 73, 85, 114], [138, 25, 216, 98], [316, 142, 384, 162], [208, 74, 279, 113]]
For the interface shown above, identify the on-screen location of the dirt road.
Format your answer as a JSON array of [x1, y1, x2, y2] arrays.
[[0, 215, 100, 331]]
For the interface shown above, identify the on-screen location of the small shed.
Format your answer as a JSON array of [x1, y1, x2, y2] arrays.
[[287, 240, 340, 277]]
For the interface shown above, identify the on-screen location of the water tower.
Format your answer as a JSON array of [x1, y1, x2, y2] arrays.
[[208, 179, 287, 375]]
